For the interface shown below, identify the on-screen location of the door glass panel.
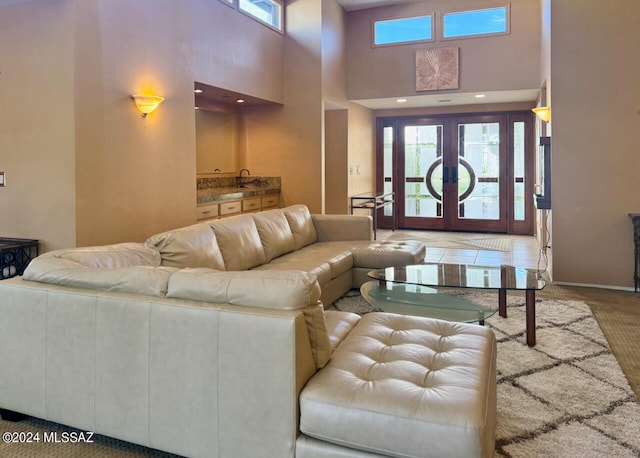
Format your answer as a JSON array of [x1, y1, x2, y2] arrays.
[[458, 123, 500, 220], [383, 126, 394, 216], [513, 121, 525, 220], [404, 125, 443, 218]]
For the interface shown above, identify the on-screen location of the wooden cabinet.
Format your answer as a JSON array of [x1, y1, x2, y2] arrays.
[[196, 204, 219, 221], [197, 193, 280, 221], [261, 195, 279, 209], [242, 197, 261, 213], [219, 201, 242, 216]]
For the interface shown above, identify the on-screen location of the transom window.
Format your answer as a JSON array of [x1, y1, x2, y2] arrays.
[[442, 6, 509, 39], [373, 15, 433, 46], [239, 0, 283, 32]]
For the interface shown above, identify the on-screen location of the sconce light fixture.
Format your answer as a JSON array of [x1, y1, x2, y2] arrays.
[[532, 106, 551, 122], [131, 94, 165, 118]]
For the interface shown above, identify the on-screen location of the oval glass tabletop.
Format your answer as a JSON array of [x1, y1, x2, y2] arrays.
[[367, 263, 546, 291], [360, 281, 496, 324]]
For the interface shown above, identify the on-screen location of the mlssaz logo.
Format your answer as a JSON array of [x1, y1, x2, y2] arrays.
[[43, 431, 95, 443]]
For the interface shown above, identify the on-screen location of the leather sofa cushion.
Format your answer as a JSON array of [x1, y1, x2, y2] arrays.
[[282, 204, 318, 250], [146, 223, 226, 270], [167, 268, 320, 309], [253, 259, 331, 288], [252, 209, 296, 262], [324, 310, 361, 354], [166, 268, 330, 368], [209, 215, 266, 271], [254, 242, 355, 287], [22, 255, 175, 297], [55, 242, 161, 268], [300, 313, 497, 457], [290, 242, 354, 279]]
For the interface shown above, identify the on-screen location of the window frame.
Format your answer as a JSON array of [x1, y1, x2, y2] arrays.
[[238, 0, 284, 33], [217, 0, 235, 7], [440, 4, 510, 41], [371, 13, 435, 48]]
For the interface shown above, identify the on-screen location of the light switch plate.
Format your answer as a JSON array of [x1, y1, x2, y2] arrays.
[[0, 172, 4, 187]]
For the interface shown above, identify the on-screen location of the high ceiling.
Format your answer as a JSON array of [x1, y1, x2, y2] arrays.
[[335, 0, 421, 11], [334, 0, 538, 109]]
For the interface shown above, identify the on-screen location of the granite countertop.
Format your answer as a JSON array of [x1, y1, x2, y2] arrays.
[[197, 186, 280, 205]]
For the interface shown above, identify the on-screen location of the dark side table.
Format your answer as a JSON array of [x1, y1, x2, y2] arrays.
[[630, 214, 640, 292], [0, 238, 39, 279]]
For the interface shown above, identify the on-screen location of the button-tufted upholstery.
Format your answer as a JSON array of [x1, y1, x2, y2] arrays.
[[352, 240, 426, 268], [351, 240, 427, 288], [299, 313, 497, 458]]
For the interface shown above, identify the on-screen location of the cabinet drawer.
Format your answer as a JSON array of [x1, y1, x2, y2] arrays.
[[242, 197, 261, 212], [219, 201, 242, 216], [261, 195, 279, 209], [196, 204, 218, 220]]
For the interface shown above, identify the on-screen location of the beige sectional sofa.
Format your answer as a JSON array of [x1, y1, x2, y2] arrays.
[[0, 204, 496, 457]]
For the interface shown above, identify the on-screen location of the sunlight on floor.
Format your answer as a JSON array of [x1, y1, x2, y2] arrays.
[[377, 229, 545, 270]]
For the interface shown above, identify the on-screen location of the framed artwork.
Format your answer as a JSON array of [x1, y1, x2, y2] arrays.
[[416, 47, 459, 91]]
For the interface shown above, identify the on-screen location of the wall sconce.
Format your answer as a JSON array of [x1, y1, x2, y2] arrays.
[[532, 106, 551, 122], [131, 94, 164, 118]]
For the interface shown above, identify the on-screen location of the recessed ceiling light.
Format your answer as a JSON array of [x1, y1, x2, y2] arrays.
[[396, 98, 408, 103], [195, 106, 200, 110], [236, 98, 245, 104], [194, 89, 203, 94], [475, 94, 486, 98]]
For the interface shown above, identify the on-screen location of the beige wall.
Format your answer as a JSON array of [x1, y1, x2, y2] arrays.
[[346, 0, 541, 101], [347, 103, 375, 201], [242, 0, 324, 213], [322, 0, 376, 214], [550, 0, 640, 289], [0, 0, 76, 252], [1, 0, 285, 250], [325, 109, 349, 214], [242, 0, 376, 215]]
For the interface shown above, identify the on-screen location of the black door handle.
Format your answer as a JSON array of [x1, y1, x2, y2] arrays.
[[443, 166, 449, 184], [452, 166, 458, 184]]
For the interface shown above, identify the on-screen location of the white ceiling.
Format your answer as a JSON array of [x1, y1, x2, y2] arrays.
[[353, 89, 539, 110], [335, 0, 539, 110]]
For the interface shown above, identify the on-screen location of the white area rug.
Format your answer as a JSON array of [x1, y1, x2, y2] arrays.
[[330, 292, 640, 457]]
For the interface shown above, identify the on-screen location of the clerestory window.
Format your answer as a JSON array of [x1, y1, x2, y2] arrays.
[[442, 5, 509, 39], [373, 15, 434, 46], [239, 0, 283, 32]]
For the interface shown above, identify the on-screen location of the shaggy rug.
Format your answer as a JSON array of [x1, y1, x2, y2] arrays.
[[330, 291, 640, 458]]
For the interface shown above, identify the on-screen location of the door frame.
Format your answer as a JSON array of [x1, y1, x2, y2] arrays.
[[375, 111, 534, 235]]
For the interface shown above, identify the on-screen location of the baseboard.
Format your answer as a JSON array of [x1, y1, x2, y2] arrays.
[[553, 281, 636, 292]]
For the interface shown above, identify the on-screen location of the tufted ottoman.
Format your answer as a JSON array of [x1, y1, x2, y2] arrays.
[[351, 240, 426, 287], [298, 313, 497, 458]]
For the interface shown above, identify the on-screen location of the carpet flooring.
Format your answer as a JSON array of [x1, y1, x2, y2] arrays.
[[331, 291, 640, 457]]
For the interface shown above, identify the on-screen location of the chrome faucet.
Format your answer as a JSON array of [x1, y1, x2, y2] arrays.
[[238, 168, 251, 187]]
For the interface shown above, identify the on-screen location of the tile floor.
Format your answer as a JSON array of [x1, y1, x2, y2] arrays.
[[377, 229, 545, 270]]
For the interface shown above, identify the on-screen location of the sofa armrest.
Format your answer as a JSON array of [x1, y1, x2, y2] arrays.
[[311, 214, 372, 242]]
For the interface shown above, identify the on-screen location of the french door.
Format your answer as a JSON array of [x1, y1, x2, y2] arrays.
[[377, 113, 533, 234]]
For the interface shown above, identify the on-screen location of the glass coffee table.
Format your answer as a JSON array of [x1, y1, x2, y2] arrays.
[[362, 263, 547, 347]]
